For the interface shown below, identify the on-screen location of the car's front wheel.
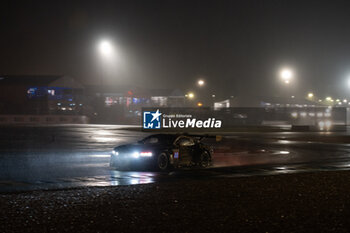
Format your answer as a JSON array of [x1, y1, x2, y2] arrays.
[[157, 152, 169, 171]]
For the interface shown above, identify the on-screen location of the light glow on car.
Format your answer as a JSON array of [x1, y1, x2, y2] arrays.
[[140, 151, 153, 157], [131, 151, 153, 158], [132, 151, 140, 158]]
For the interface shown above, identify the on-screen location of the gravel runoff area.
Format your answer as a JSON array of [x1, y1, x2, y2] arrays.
[[1, 171, 350, 233]]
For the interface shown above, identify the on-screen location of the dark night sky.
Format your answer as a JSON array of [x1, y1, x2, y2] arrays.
[[1, 0, 350, 99]]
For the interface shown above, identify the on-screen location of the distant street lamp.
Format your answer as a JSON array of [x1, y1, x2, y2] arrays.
[[280, 68, 293, 84], [184, 92, 195, 107], [197, 79, 205, 87], [187, 92, 195, 99], [97, 39, 117, 86], [98, 40, 114, 58], [278, 68, 295, 102], [325, 96, 334, 105]]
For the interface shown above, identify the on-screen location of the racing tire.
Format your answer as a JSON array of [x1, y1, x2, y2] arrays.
[[157, 152, 169, 171], [199, 151, 211, 168]]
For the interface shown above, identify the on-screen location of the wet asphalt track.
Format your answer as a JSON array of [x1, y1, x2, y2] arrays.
[[1, 125, 350, 192]]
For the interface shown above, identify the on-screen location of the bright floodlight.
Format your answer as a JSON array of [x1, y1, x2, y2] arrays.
[[280, 69, 293, 84], [308, 93, 314, 98], [198, 79, 205, 86], [98, 40, 114, 57]]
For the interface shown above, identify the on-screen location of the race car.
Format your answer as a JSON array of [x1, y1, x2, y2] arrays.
[[110, 134, 213, 171]]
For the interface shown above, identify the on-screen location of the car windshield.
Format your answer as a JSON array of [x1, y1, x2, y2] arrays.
[[143, 137, 159, 144], [141, 135, 176, 145]]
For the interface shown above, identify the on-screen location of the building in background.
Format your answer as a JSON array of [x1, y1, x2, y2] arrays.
[[85, 86, 185, 124], [0, 76, 187, 124], [0, 75, 86, 115]]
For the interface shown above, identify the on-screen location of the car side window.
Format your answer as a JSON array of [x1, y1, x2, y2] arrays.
[[177, 137, 195, 146], [144, 137, 159, 144]]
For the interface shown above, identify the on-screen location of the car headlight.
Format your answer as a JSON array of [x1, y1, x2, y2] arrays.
[[112, 150, 119, 156], [132, 152, 140, 158]]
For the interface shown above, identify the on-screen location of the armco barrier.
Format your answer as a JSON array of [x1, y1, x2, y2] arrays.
[[0, 115, 89, 124]]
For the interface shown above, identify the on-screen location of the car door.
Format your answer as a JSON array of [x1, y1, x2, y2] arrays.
[[175, 136, 195, 166]]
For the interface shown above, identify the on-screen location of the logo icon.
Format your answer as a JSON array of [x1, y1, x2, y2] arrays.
[[143, 109, 162, 129]]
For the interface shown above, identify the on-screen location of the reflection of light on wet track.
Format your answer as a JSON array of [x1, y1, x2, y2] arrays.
[[274, 166, 290, 174], [74, 163, 108, 167], [109, 171, 155, 185], [212, 149, 293, 168], [93, 137, 120, 142], [95, 130, 115, 136], [110, 180, 119, 186], [88, 154, 111, 158], [278, 140, 292, 144], [51, 172, 156, 188], [85, 181, 111, 187], [130, 179, 139, 185]]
